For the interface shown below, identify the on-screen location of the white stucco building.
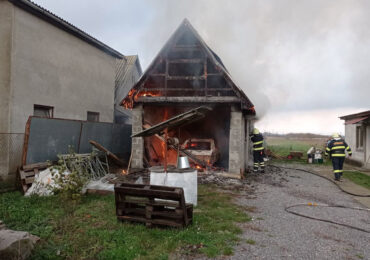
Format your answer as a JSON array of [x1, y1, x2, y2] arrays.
[[340, 110, 370, 169]]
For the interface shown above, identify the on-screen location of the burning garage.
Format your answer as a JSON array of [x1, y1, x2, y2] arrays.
[[122, 19, 256, 174]]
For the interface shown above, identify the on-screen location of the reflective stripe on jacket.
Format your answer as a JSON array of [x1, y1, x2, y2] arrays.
[[325, 138, 352, 157], [251, 133, 264, 151]]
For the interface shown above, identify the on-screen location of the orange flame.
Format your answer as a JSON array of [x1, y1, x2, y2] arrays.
[[122, 169, 128, 175], [122, 89, 163, 109]]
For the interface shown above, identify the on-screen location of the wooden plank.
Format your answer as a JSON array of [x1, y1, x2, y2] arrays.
[[22, 162, 50, 171], [116, 182, 181, 191], [116, 188, 181, 200], [89, 140, 125, 166], [151, 211, 183, 219], [24, 177, 35, 184], [19, 170, 35, 179]]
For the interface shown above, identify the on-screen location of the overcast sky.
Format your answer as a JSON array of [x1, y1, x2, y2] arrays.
[[33, 0, 369, 134]]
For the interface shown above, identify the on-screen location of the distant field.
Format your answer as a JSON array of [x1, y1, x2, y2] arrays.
[[265, 136, 328, 158]]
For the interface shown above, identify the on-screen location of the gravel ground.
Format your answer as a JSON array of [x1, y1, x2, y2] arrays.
[[228, 166, 370, 260]]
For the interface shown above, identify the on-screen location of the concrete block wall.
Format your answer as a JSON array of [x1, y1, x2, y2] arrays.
[[228, 108, 245, 174], [131, 105, 144, 168]]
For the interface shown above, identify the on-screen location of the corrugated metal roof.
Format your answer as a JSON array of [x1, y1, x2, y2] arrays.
[[9, 0, 124, 58], [115, 55, 142, 105]]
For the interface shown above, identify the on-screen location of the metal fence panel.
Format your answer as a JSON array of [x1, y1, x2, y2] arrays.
[[111, 123, 131, 157], [26, 118, 81, 164], [24, 117, 131, 165], [79, 122, 113, 153]]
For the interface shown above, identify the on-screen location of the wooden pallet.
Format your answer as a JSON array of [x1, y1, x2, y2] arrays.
[[18, 162, 50, 193], [114, 183, 193, 228]]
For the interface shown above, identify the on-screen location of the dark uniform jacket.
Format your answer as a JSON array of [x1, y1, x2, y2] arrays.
[[325, 138, 352, 158], [251, 134, 264, 151]]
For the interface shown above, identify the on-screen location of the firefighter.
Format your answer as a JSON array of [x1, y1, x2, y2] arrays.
[[250, 128, 265, 173], [325, 133, 352, 181]]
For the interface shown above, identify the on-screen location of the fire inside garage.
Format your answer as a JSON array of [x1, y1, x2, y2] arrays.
[[123, 19, 256, 174]]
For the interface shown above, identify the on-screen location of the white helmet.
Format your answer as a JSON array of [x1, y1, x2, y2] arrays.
[[332, 133, 340, 139]]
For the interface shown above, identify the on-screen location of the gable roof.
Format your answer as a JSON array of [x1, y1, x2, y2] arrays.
[[9, 0, 124, 59], [122, 19, 254, 112]]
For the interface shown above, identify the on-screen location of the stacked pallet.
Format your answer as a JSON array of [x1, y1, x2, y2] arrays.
[[114, 183, 193, 228], [18, 162, 50, 193]]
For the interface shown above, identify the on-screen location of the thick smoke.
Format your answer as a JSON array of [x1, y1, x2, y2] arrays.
[[140, 0, 370, 119], [33, 0, 370, 132]]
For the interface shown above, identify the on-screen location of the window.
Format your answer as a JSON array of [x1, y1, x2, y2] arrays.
[[356, 125, 364, 149], [87, 111, 99, 122], [33, 105, 53, 118]]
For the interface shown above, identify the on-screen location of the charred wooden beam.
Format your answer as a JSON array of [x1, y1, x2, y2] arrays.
[[167, 76, 206, 80], [168, 59, 204, 63], [136, 96, 241, 103]]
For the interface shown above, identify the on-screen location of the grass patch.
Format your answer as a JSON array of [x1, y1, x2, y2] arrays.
[[343, 171, 370, 190], [0, 185, 250, 259], [246, 239, 256, 245], [265, 136, 331, 165]]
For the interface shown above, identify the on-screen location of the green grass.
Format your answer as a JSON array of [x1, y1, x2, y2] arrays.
[[0, 185, 250, 259], [265, 136, 331, 165], [343, 171, 370, 190], [245, 239, 256, 245]]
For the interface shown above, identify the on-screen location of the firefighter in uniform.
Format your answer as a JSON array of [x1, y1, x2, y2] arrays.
[[250, 128, 265, 173], [325, 133, 352, 181]]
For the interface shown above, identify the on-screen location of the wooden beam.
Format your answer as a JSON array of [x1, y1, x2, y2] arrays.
[[204, 58, 208, 96], [136, 96, 241, 103], [165, 59, 168, 99], [168, 59, 203, 63], [167, 76, 206, 80]]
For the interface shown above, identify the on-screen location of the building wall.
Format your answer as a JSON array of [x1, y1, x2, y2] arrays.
[[345, 123, 365, 165], [0, 2, 117, 181], [365, 125, 370, 169], [9, 6, 116, 133], [0, 1, 13, 182]]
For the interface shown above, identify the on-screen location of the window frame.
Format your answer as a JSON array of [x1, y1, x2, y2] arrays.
[[87, 111, 100, 122], [33, 104, 54, 118], [356, 125, 365, 151]]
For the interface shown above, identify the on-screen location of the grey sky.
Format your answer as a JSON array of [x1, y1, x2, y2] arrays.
[[33, 0, 369, 134]]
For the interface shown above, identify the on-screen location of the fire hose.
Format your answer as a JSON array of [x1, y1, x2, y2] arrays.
[[270, 165, 370, 233]]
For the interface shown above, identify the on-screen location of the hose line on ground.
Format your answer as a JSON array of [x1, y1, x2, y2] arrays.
[[285, 203, 370, 233], [269, 164, 370, 233], [270, 165, 370, 197]]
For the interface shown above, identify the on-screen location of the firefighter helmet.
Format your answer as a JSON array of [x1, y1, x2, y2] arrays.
[[332, 133, 340, 139], [253, 128, 260, 135]]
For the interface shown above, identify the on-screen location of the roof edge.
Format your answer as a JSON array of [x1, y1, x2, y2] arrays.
[[339, 110, 370, 120], [9, 0, 124, 59]]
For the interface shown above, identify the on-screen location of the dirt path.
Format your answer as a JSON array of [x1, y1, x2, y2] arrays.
[[230, 165, 370, 259]]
